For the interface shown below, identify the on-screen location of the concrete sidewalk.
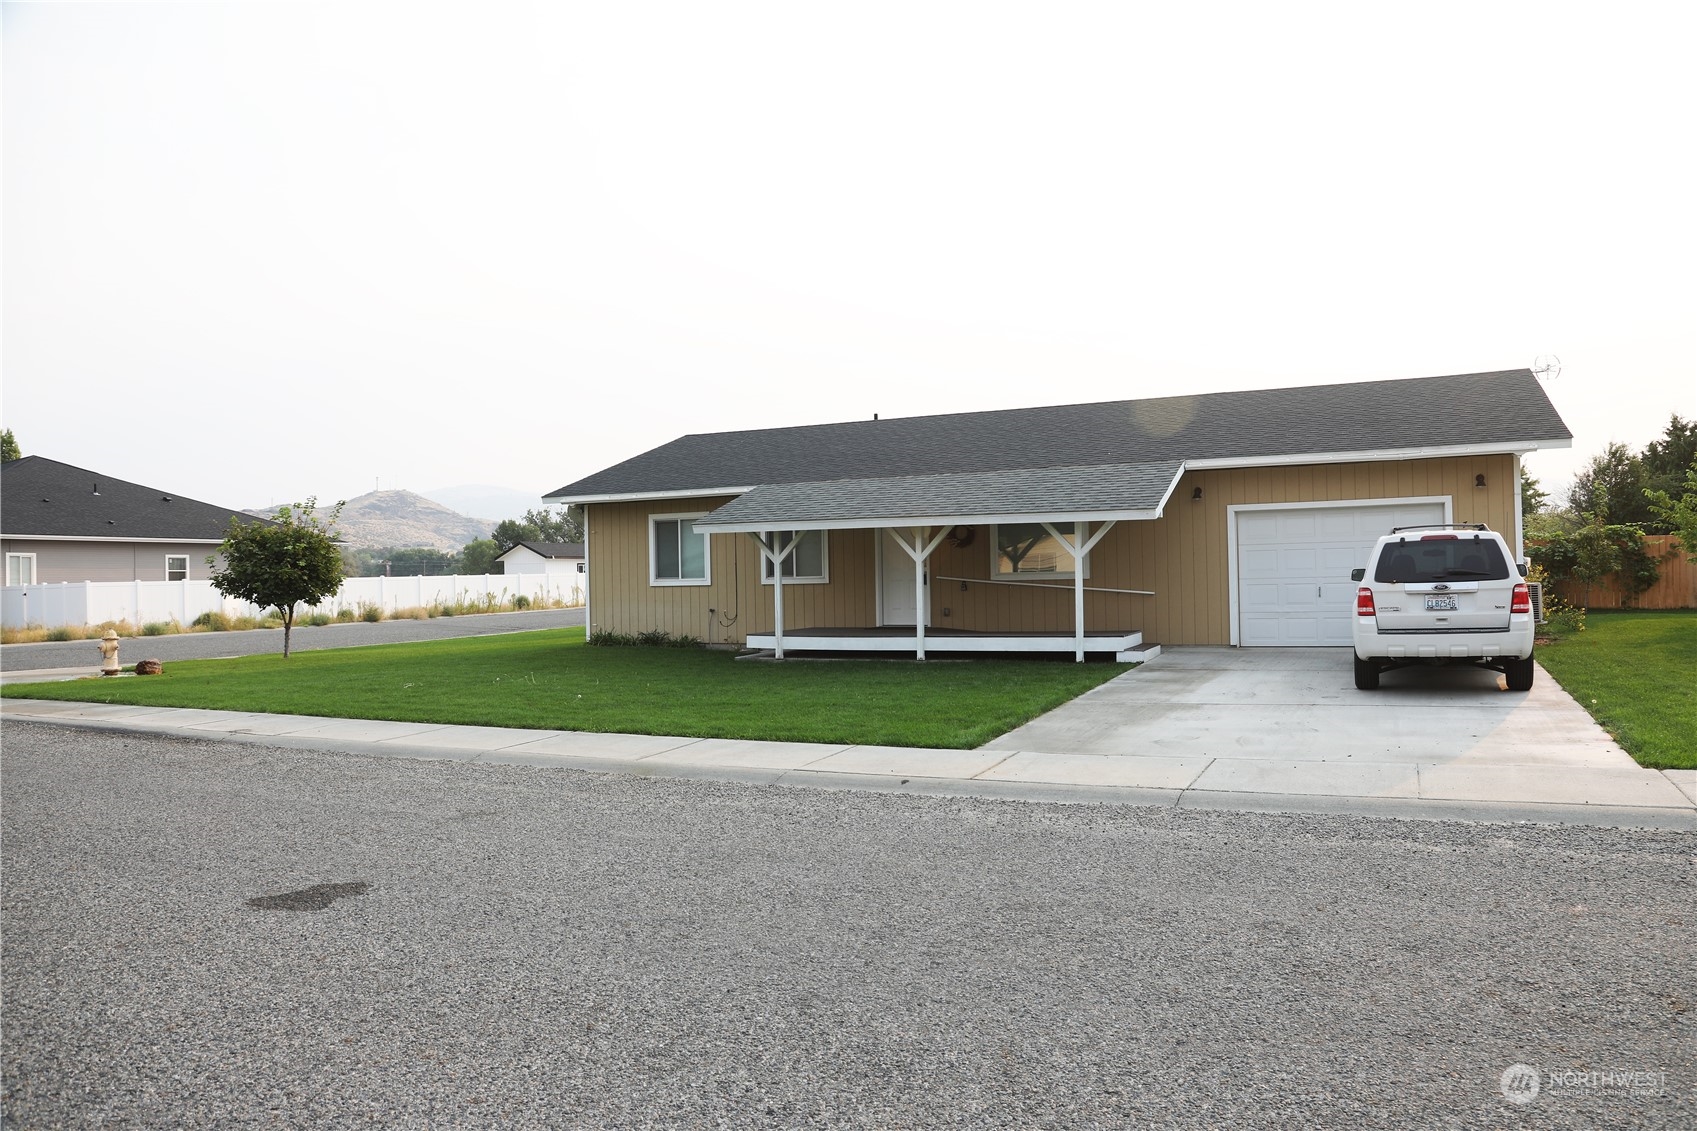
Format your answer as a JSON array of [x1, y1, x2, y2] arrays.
[[4, 668, 1693, 830]]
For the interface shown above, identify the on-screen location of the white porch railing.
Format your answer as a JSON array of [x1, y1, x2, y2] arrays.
[[1, 574, 584, 629]]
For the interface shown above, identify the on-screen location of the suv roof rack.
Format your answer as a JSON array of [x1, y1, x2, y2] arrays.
[[1388, 523, 1488, 534]]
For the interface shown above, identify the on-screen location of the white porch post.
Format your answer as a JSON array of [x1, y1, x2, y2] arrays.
[[1040, 520, 1120, 662], [892, 526, 951, 660], [1074, 521, 1086, 662], [751, 531, 801, 660]]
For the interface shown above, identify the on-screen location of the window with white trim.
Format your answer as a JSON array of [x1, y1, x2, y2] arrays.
[[761, 530, 828, 584], [6, 553, 36, 586], [650, 513, 710, 585], [166, 554, 190, 582], [992, 523, 1090, 580]]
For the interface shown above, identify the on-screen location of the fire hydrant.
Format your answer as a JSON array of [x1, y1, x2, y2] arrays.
[[98, 629, 121, 676]]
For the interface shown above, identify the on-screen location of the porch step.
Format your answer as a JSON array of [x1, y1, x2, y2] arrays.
[[1116, 643, 1161, 664]]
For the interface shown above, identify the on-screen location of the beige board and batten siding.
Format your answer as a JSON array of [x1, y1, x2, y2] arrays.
[[585, 455, 1518, 647], [0, 539, 223, 584], [584, 498, 879, 645]]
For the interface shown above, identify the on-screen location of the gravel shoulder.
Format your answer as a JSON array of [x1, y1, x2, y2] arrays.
[[0, 607, 584, 671], [3, 723, 1692, 1129]]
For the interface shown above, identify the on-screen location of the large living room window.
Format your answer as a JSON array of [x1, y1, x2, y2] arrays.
[[650, 513, 710, 585], [993, 523, 1088, 580], [6, 553, 36, 585], [761, 530, 828, 584]]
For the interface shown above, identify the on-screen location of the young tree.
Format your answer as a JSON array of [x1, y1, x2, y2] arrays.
[[208, 498, 345, 658], [1645, 459, 1697, 558], [1565, 442, 1653, 527], [1, 428, 20, 462], [491, 505, 584, 552], [458, 538, 501, 575], [1519, 466, 1549, 517]]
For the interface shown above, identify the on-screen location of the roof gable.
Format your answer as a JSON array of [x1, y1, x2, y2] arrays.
[[546, 369, 1571, 502], [1, 456, 269, 542]]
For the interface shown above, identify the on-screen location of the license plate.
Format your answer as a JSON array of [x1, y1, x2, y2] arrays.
[[1425, 595, 1459, 611]]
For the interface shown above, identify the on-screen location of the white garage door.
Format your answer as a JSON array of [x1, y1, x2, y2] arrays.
[[1236, 501, 1447, 647]]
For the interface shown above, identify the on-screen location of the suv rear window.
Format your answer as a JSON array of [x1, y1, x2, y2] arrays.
[[1373, 536, 1510, 583]]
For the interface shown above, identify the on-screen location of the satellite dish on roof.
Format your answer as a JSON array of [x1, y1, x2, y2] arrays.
[[1532, 354, 1561, 380]]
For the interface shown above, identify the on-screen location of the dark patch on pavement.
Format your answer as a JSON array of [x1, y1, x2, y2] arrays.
[[245, 881, 370, 912]]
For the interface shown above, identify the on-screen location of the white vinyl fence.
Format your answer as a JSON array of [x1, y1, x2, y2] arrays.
[[2, 574, 584, 630]]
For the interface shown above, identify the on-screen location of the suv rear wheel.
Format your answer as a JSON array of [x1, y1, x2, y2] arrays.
[[1504, 653, 1535, 692], [1353, 654, 1381, 690]]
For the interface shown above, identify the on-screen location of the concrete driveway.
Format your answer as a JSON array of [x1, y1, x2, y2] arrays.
[[982, 647, 1694, 812]]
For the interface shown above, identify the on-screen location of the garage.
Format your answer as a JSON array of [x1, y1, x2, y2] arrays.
[[1234, 500, 1447, 646]]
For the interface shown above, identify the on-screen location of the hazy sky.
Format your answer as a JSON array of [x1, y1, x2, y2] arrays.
[[4, 2, 1692, 514]]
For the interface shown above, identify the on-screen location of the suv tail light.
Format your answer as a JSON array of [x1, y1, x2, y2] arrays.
[[1511, 582, 1531, 614], [1356, 587, 1376, 616]]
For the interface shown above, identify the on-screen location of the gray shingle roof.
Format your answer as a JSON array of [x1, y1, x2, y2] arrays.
[[546, 369, 1570, 501], [696, 462, 1184, 529], [500, 541, 584, 559], [1, 456, 267, 541]]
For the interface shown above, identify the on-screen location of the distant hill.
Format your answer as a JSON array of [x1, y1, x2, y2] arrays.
[[246, 490, 491, 552], [422, 484, 549, 523]]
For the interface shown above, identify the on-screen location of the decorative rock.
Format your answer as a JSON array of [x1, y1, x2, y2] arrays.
[[134, 659, 164, 676]]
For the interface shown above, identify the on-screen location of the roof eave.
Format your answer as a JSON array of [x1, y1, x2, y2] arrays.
[[544, 485, 754, 506], [0, 534, 229, 544], [1185, 439, 1571, 471], [698, 507, 1169, 534]]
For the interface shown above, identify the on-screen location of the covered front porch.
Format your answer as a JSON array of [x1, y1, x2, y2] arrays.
[[694, 460, 1186, 662], [742, 625, 1158, 661]]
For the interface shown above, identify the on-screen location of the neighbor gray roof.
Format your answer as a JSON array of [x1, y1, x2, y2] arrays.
[[499, 541, 584, 559], [696, 462, 1185, 530], [546, 369, 1571, 502], [1, 456, 269, 541]]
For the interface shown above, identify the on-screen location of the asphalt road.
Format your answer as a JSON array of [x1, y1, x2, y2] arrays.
[[3, 724, 1691, 1129], [0, 607, 585, 671]]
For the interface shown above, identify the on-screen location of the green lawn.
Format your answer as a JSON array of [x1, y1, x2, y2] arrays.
[[1536, 610, 1697, 770], [0, 627, 1129, 749]]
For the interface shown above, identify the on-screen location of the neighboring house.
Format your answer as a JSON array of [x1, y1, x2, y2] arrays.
[[1, 456, 265, 585], [496, 541, 586, 576], [544, 369, 1571, 659]]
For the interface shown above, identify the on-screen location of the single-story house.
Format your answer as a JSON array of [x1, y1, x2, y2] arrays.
[[496, 541, 586, 576], [1, 455, 266, 585], [544, 369, 1571, 660]]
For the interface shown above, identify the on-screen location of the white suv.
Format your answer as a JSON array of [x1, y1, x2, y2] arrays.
[[1350, 524, 1535, 691]]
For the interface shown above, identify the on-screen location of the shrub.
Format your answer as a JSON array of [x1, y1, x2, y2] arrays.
[[140, 621, 176, 636], [304, 612, 333, 627], [359, 601, 384, 623], [588, 629, 703, 649], [587, 630, 639, 647], [191, 610, 232, 631], [513, 594, 531, 610], [45, 626, 78, 642], [335, 607, 357, 622], [1528, 563, 1586, 639]]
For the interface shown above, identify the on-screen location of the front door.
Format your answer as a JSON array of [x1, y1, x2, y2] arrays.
[[879, 534, 929, 627]]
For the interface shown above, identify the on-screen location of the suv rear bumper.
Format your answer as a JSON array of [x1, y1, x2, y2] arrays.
[[1354, 618, 1534, 661]]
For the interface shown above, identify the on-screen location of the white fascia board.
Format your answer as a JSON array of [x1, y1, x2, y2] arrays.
[[1, 535, 227, 544], [699, 507, 1166, 534], [1185, 439, 1571, 471], [544, 486, 754, 506]]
